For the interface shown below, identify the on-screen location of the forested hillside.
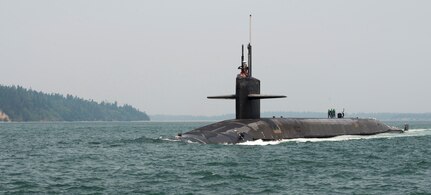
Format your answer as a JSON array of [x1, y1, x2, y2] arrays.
[[0, 85, 149, 121]]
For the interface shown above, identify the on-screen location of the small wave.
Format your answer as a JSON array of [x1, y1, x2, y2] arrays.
[[120, 136, 165, 144], [237, 128, 431, 146], [159, 137, 181, 142], [238, 139, 289, 146], [116, 136, 192, 145], [159, 136, 202, 144], [190, 170, 223, 180]]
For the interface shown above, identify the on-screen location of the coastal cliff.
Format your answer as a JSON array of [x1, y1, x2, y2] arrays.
[[0, 111, 10, 122]]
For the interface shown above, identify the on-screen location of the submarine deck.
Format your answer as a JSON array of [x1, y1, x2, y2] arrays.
[[180, 118, 403, 144]]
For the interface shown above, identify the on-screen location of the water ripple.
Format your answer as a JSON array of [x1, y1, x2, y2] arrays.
[[0, 122, 430, 194]]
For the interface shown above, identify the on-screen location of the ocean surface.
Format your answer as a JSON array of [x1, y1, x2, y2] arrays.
[[1, 121, 430, 194]]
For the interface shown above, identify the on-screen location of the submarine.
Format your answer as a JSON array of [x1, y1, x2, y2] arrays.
[[178, 28, 404, 144]]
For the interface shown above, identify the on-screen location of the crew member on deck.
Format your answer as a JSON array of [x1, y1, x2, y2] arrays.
[[239, 61, 249, 78]]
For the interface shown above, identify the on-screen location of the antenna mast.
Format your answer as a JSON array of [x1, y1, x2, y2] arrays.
[[241, 44, 244, 69], [249, 14, 252, 44], [248, 14, 252, 77]]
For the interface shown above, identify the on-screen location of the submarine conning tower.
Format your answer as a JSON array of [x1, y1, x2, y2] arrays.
[[208, 43, 286, 119]]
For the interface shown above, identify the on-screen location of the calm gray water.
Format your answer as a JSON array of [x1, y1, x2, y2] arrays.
[[1, 121, 430, 194]]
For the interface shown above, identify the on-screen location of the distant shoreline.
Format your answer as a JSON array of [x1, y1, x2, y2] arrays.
[[0, 85, 150, 122]]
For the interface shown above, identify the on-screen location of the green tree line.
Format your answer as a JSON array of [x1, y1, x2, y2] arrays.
[[0, 85, 149, 121]]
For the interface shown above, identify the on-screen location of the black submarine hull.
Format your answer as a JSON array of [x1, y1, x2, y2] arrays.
[[180, 118, 403, 144], [179, 34, 405, 144]]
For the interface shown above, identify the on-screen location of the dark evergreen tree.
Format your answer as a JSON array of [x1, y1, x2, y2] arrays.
[[0, 85, 150, 121]]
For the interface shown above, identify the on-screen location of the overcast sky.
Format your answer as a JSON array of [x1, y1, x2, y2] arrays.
[[1, 0, 430, 115]]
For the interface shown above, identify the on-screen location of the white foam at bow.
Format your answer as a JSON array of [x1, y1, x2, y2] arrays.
[[237, 128, 431, 146]]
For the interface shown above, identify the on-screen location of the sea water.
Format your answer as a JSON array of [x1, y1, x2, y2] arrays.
[[0, 121, 430, 194]]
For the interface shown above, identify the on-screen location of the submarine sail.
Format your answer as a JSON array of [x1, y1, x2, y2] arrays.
[[207, 44, 286, 120]]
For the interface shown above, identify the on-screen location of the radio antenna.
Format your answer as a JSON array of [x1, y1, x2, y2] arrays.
[[249, 14, 252, 44], [247, 14, 252, 77]]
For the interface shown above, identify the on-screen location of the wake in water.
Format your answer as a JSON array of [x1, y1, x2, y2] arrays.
[[159, 136, 202, 144], [238, 129, 431, 146]]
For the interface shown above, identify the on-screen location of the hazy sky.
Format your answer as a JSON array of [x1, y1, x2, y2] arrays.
[[1, 0, 430, 115]]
